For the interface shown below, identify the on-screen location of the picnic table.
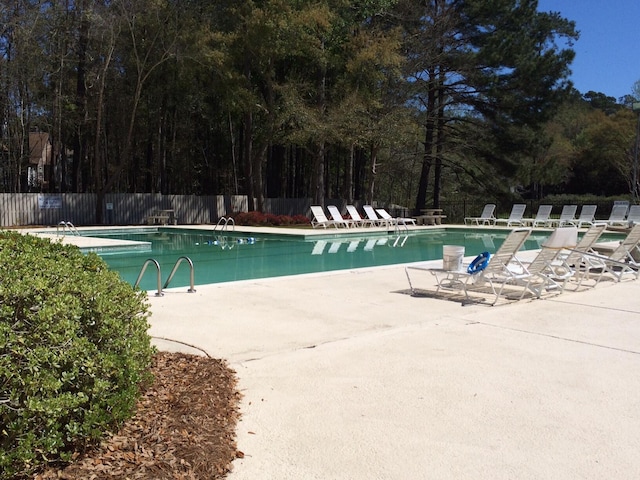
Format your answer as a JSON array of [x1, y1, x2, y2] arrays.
[[416, 208, 447, 225], [147, 209, 177, 225]]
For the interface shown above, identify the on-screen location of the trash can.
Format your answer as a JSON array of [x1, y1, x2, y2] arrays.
[[442, 245, 465, 271]]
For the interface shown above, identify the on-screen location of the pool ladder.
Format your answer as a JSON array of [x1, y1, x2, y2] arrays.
[[57, 221, 80, 236], [213, 216, 235, 232], [392, 221, 408, 234], [135, 256, 196, 297]]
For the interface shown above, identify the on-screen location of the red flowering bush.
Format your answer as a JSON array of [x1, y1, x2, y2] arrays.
[[291, 214, 311, 224], [231, 211, 310, 227]]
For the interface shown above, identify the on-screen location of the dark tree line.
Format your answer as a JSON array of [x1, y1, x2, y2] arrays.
[[0, 0, 589, 217]]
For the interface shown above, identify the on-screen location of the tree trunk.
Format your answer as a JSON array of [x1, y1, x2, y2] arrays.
[[368, 143, 378, 204], [314, 41, 327, 206], [432, 75, 446, 209], [415, 76, 437, 213], [72, 1, 89, 193], [253, 144, 266, 212], [314, 141, 325, 206], [92, 39, 114, 222], [243, 110, 255, 211], [346, 143, 354, 203]]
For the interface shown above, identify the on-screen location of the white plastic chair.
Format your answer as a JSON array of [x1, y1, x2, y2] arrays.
[[590, 224, 640, 282], [553, 205, 577, 227], [627, 205, 640, 225], [375, 208, 416, 227], [326, 205, 353, 228], [310, 206, 338, 229], [523, 205, 553, 227], [406, 228, 532, 305], [509, 226, 578, 299], [464, 204, 496, 225], [363, 205, 384, 227], [494, 204, 527, 227], [573, 205, 597, 228], [346, 205, 375, 227], [559, 224, 607, 288], [605, 204, 629, 226]]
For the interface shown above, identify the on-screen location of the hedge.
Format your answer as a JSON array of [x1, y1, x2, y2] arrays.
[[0, 231, 154, 478]]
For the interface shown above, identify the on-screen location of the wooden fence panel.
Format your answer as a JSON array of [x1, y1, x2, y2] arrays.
[[0, 193, 259, 227], [0, 193, 95, 226], [104, 193, 167, 225], [264, 198, 312, 217]]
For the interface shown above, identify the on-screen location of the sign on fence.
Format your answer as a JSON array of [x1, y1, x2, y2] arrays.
[[38, 194, 62, 209]]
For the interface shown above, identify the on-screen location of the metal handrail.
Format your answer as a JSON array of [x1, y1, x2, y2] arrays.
[[135, 259, 163, 296], [394, 221, 408, 234], [163, 256, 196, 292], [56, 221, 79, 236], [213, 216, 236, 232]]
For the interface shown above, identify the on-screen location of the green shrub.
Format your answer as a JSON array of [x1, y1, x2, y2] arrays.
[[0, 231, 154, 478]]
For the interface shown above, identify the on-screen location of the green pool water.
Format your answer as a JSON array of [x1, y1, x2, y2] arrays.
[[88, 227, 592, 291]]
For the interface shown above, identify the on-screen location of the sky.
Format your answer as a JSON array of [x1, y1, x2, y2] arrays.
[[537, 0, 640, 100]]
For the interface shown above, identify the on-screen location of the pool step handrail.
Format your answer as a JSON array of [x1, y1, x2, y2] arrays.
[[394, 221, 408, 234], [135, 259, 164, 297], [57, 221, 79, 236], [163, 256, 196, 293], [213, 216, 235, 232]]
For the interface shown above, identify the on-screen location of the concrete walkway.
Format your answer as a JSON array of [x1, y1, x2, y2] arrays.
[[148, 264, 640, 480]]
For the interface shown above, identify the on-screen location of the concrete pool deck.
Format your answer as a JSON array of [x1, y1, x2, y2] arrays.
[[19, 225, 640, 478], [149, 261, 640, 480]]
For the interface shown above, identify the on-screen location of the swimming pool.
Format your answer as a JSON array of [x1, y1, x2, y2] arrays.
[[87, 227, 576, 291]]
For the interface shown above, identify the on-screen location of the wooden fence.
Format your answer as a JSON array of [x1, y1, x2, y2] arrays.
[[0, 194, 250, 227]]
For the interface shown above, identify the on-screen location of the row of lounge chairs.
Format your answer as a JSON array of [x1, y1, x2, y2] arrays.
[[465, 203, 640, 228], [310, 205, 417, 229], [405, 224, 640, 306]]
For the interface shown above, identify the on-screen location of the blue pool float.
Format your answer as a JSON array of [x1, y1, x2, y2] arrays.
[[467, 251, 490, 274]]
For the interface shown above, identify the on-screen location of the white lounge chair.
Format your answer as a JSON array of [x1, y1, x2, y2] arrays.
[[346, 205, 376, 227], [552, 205, 577, 227], [558, 223, 607, 289], [604, 204, 629, 227], [589, 224, 640, 282], [464, 204, 496, 226], [326, 205, 354, 228], [508, 227, 578, 299], [375, 208, 417, 227], [363, 205, 385, 227], [494, 204, 526, 227], [627, 205, 640, 226], [406, 228, 532, 305], [523, 205, 553, 227], [310, 206, 339, 229], [573, 205, 597, 228]]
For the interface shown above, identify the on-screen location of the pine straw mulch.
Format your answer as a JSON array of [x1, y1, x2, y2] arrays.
[[35, 352, 243, 480]]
